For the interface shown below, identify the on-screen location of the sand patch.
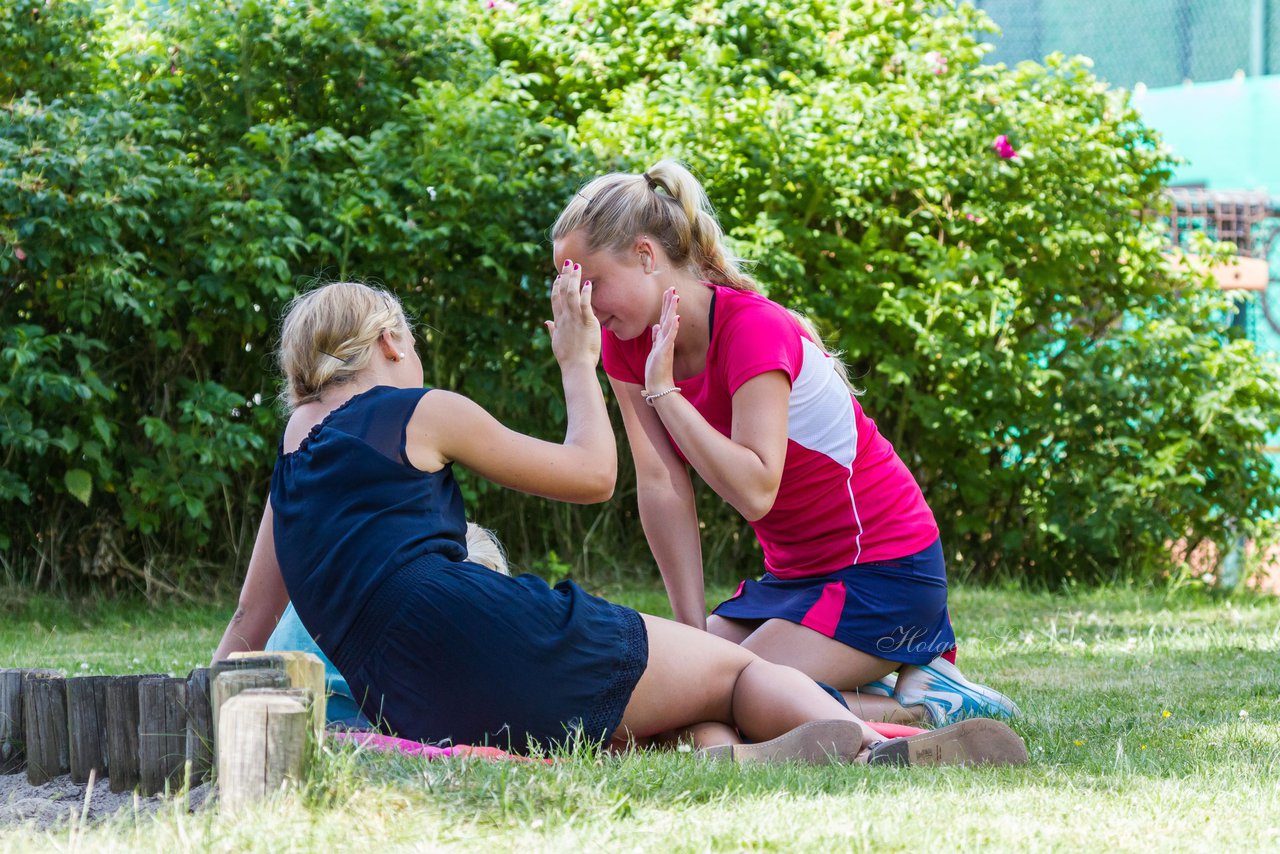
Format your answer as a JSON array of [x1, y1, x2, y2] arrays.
[[0, 771, 211, 832]]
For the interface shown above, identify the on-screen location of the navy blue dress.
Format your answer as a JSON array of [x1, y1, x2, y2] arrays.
[[270, 385, 648, 751]]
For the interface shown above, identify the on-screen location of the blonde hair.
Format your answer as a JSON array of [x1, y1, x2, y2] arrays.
[[553, 159, 853, 389], [278, 282, 411, 410], [552, 159, 756, 290], [465, 522, 510, 575]]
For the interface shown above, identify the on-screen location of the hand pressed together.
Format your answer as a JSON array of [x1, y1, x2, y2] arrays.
[[545, 260, 600, 367], [643, 287, 680, 392]]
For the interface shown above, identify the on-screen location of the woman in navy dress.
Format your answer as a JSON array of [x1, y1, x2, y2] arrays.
[[212, 274, 1025, 765]]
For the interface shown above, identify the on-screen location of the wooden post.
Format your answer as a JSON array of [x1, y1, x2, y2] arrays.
[[209, 656, 287, 760], [104, 674, 158, 794], [185, 667, 214, 784], [23, 671, 69, 785], [210, 655, 286, 689], [1, 668, 60, 775], [66, 675, 110, 784], [229, 650, 327, 742], [239, 687, 316, 734], [217, 690, 310, 815], [211, 669, 290, 748], [137, 676, 188, 796]]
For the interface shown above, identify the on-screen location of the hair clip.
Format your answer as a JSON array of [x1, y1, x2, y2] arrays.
[[643, 172, 658, 191], [576, 191, 593, 206], [319, 350, 347, 363]]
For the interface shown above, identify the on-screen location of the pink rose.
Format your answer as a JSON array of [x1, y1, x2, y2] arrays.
[[13, 247, 25, 261], [992, 134, 1018, 159]]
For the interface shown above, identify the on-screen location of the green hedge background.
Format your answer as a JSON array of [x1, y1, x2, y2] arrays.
[[3, 0, 1279, 595]]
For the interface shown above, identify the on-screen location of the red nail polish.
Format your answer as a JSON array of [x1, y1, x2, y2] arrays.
[[573, 263, 580, 271]]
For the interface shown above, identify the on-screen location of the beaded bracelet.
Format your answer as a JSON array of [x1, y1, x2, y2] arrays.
[[641, 387, 682, 406]]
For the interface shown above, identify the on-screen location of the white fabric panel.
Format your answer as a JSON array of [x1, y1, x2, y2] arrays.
[[787, 338, 856, 468]]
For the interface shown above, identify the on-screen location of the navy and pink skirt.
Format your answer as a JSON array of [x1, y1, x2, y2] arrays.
[[712, 538, 956, 665]]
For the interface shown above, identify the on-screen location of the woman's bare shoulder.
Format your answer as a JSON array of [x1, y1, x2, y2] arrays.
[[404, 388, 480, 471], [280, 400, 331, 454]]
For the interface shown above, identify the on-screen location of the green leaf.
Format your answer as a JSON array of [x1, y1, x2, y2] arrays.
[[64, 468, 92, 506]]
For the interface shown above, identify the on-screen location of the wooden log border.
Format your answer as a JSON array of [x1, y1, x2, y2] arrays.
[[23, 671, 69, 785], [185, 667, 214, 784], [105, 674, 160, 794], [138, 676, 189, 796], [1, 668, 61, 775], [2, 652, 328, 806], [67, 675, 110, 784]]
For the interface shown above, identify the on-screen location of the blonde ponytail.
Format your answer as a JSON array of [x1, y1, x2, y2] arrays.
[[553, 159, 760, 291], [464, 522, 510, 575], [554, 159, 855, 390], [278, 282, 411, 410], [644, 160, 760, 292]]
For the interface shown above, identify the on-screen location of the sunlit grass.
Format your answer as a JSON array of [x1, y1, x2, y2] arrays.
[[2, 583, 1278, 852]]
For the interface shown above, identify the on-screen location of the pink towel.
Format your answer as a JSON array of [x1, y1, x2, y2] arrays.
[[331, 721, 927, 762], [329, 731, 545, 762], [868, 721, 928, 739]]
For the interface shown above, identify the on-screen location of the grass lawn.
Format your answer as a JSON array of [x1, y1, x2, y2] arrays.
[[1, 582, 1278, 852]]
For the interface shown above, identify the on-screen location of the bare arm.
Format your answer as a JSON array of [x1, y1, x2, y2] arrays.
[[648, 371, 790, 521], [644, 288, 791, 521], [407, 261, 616, 504], [412, 379, 616, 503], [612, 376, 707, 627], [211, 500, 290, 663]]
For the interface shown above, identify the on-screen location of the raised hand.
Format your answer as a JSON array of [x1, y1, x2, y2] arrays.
[[643, 287, 680, 393], [545, 260, 601, 367]]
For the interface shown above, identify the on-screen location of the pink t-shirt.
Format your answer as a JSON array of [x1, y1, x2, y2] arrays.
[[603, 285, 939, 579]]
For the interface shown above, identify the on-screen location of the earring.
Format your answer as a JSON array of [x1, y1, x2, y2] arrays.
[[398, 352, 406, 361]]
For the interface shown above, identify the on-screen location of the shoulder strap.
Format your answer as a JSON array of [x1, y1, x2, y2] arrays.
[[329, 386, 432, 466]]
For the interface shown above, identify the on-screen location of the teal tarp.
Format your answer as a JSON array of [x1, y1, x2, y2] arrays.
[[1135, 75, 1280, 468], [1133, 75, 1280, 200]]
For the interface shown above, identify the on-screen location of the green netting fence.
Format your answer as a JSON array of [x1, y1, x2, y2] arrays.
[[970, 0, 1278, 88]]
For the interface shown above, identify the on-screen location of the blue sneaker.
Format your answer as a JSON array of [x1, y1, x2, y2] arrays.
[[855, 672, 898, 698], [894, 658, 1020, 726]]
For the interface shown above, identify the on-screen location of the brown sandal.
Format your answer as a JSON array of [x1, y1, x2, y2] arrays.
[[697, 719, 865, 765], [868, 718, 1028, 767]]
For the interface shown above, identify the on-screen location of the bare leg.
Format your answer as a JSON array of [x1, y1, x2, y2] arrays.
[[684, 722, 741, 748], [615, 614, 882, 749], [707, 614, 759, 643], [739, 619, 928, 724], [644, 721, 742, 751], [841, 692, 923, 724]]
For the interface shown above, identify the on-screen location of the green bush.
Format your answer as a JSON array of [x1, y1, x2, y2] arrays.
[[0, 0, 103, 101], [484, 0, 1280, 584], [1, 0, 597, 590], [2, 0, 1277, 592]]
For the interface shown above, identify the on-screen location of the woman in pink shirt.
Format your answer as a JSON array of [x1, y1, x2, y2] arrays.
[[552, 160, 1019, 728]]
